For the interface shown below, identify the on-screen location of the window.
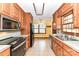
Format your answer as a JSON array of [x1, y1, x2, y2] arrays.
[[33, 24, 38, 33], [62, 11, 73, 32], [33, 23, 46, 34], [39, 23, 46, 33]]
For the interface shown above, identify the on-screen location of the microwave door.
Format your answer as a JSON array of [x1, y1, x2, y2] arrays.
[[3, 18, 12, 29]]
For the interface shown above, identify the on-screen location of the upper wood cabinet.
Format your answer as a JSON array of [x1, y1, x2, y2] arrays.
[[61, 3, 73, 15], [73, 4, 79, 28], [0, 4, 2, 13], [0, 3, 20, 21], [61, 3, 79, 28], [20, 10, 24, 28], [13, 4, 19, 20], [10, 3, 19, 21], [2, 3, 10, 16], [54, 11, 61, 29], [53, 3, 79, 29]]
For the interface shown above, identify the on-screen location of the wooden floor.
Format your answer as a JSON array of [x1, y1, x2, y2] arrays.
[[25, 39, 55, 56]]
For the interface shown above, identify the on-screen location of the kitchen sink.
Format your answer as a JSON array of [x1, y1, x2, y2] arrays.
[[56, 36, 79, 41], [67, 39, 79, 41]]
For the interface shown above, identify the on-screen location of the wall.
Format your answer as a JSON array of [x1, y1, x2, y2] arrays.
[[33, 18, 52, 39]]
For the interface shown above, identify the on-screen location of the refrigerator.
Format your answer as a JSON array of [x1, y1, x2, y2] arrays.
[[30, 23, 34, 47]]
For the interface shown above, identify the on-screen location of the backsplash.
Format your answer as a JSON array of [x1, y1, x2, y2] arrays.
[[0, 31, 21, 40]]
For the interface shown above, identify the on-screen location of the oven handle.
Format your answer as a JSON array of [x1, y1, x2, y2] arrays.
[[12, 40, 26, 51]]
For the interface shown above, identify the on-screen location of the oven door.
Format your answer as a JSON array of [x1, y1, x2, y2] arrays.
[[11, 40, 26, 56]]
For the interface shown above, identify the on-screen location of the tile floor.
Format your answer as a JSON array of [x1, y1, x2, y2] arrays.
[[25, 39, 55, 56]]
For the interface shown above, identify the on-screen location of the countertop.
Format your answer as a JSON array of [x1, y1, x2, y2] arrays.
[[0, 31, 21, 40], [51, 34, 79, 52], [63, 41, 79, 52], [0, 45, 10, 52], [16, 35, 29, 38]]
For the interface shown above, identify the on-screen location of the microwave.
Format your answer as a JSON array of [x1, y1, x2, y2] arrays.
[[0, 15, 20, 31]]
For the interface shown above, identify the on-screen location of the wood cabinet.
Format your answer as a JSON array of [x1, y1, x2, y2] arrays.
[[0, 3, 21, 21], [63, 43, 79, 56], [20, 11, 26, 34], [13, 4, 19, 20], [61, 3, 73, 15], [2, 3, 10, 16], [0, 48, 10, 56], [53, 3, 79, 36], [51, 37, 63, 56], [73, 4, 79, 28], [54, 10, 61, 29], [63, 50, 71, 56], [26, 36, 30, 48], [10, 3, 19, 21], [51, 36, 79, 56], [20, 11, 25, 29], [56, 44, 63, 56], [0, 4, 2, 13], [51, 37, 53, 49]]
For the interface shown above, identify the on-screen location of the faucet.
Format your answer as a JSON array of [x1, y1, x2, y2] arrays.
[[65, 34, 69, 40]]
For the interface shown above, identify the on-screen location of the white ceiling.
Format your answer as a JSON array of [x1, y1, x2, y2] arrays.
[[0, 0, 78, 19], [17, 0, 63, 19]]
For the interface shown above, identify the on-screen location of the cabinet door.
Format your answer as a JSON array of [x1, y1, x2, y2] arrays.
[[53, 41, 58, 55], [14, 4, 19, 20], [2, 3, 10, 16], [21, 11, 24, 27], [26, 36, 30, 48], [73, 4, 79, 28], [63, 50, 71, 56], [55, 12, 61, 29], [0, 48, 10, 56], [51, 37, 54, 49], [0, 4, 2, 13], [56, 44, 63, 56], [10, 3, 19, 21], [57, 17, 61, 28], [52, 37, 55, 50], [61, 3, 72, 15]]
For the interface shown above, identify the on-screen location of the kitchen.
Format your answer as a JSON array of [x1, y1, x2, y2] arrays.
[[0, 0, 79, 57]]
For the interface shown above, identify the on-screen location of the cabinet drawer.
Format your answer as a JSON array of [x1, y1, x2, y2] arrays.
[[0, 48, 10, 56], [63, 44, 79, 56]]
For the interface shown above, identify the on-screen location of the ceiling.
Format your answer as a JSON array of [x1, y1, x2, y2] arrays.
[[0, 0, 78, 19], [17, 0, 63, 19]]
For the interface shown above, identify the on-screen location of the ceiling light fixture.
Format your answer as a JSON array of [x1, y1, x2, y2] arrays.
[[33, 3, 45, 15]]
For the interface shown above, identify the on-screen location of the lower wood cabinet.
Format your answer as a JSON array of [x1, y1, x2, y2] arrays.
[[56, 45, 63, 56], [63, 50, 71, 56], [26, 36, 30, 48], [63, 44, 79, 56], [0, 48, 10, 56], [51, 36, 79, 56]]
